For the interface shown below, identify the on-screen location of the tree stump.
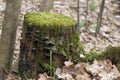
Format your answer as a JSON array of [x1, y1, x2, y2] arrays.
[[18, 12, 83, 78]]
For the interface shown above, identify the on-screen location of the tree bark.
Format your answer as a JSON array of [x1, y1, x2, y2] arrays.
[[96, 0, 105, 34], [0, 0, 22, 79], [77, 0, 80, 29], [85, 0, 89, 29]]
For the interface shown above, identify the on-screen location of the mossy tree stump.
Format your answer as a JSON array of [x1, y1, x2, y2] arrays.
[[18, 12, 83, 78]]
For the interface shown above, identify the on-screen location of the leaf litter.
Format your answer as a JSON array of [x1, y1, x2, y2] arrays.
[[0, 0, 120, 80]]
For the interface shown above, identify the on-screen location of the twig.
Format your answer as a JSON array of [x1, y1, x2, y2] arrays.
[[23, 73, 28, 80], [50, 50, 53, 77], [2, 68, 9, 75]]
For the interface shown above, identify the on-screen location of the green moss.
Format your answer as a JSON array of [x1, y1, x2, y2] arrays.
[[68, 32, 83, 62], [82, 51, 102, 63], [80, 46, 120, 70], [24, 12, 76, 27], [102, 46, 120, 71]]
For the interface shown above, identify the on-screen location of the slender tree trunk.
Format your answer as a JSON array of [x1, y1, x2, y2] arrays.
[[96, 0, 105, 34], [85, 0, 89, 29], [0, 0, 22, 79], [77, 0, 80, 29]]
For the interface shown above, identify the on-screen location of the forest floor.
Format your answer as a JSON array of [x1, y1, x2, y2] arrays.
[[0, 0, 120, 80], [52, 0, 120, 51]]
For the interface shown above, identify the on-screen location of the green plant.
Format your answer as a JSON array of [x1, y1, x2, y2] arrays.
[[50, 50, 53, 77], [89, 0, 97, 10], [79, 19, 87, 28], [82, 51, 102, 63], [102, 46, 120, 71], [87, 23, 97, 32]]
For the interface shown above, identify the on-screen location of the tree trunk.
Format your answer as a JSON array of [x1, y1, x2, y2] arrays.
[[77, 0, 80, 29], [96, 0, 105, 34], [0, 0, 22, 79]]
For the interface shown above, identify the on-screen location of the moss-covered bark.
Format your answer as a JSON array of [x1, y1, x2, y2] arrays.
[[18, 12, 83, 78]]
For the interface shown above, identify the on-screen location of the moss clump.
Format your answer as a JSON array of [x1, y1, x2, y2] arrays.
[[102, 46, 120, 71], [81, 51, 102, 63], [24, 12, 76, 27]]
